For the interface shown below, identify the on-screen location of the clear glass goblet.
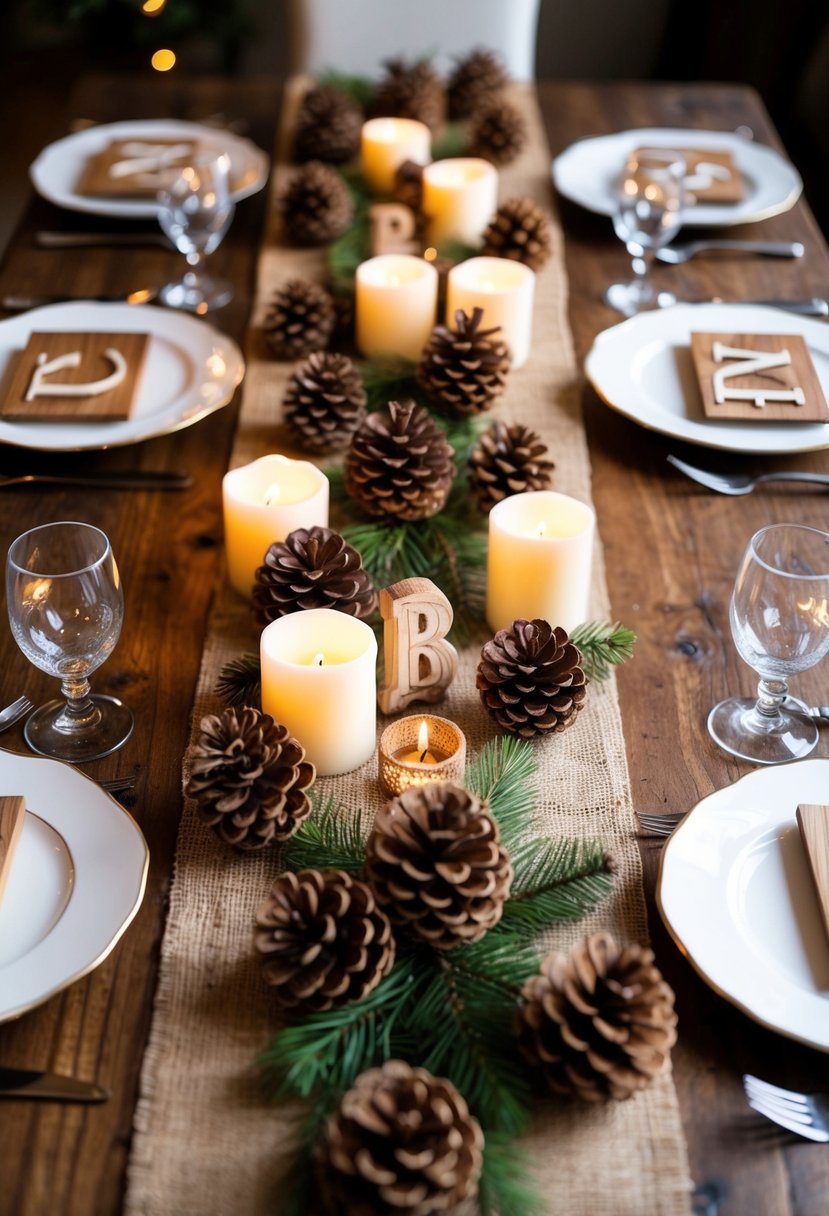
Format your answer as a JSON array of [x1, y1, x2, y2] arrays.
[[6, 521, 134, 763], [604, 148, 686, 317], [157, 151, 235, 314], [708, 522, 829, 764]]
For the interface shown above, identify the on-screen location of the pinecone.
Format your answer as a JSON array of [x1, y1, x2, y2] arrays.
[[477, 619, 587, 738], [293, 85, 362, 165], [278, 161, 353, 246], [418, 307, 510, 416], [447, 48, 509, 121], [481, 197, 554, 272], [320, 1060, 484, 1216], [515, 932, 678, 1102], [282, 351, 367, 453], [369, 57, 445, 132], [254, 868, 395, 1010], [186, 707, 314, 849], [263, 279, 335, 361], [468, 419, 554, 513], [253, 526, 378, 625], [394, 159, 425, 216], [469, 101, 528, 166], [365, 782, 512, 949], [344, 399, 455, 521]]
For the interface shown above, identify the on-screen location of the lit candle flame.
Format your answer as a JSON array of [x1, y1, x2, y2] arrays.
[[264, 481, 281, 506], [417, 719, 429, 762], [536, 521, 547, 537], [313, 652, 325, 667]]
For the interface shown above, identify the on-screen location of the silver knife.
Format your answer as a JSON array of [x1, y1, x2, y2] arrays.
[[1, 288, 159, 310], [673, 297, 829, 317], [0, 1067, 110, 1102], [36, 230, 171, 250]]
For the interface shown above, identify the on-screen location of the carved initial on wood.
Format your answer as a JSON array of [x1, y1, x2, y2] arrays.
[[377, 577, 459, 714]]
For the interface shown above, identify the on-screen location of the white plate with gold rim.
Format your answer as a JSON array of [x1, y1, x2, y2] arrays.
[[657, 759, 829, 1052]]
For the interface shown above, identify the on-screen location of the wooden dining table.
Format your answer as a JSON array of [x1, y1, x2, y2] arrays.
[[0, 71, 827, 1216]]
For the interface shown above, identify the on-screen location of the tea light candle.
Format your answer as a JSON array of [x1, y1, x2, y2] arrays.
[[222, 455, 329, 597], [361, 117, 431, 195], [421, 158, 498, 247], [356, 254, 439, 360], [378, 715, 466, 797], [446, 256, 535, 368], [260, 608, 377, 777], [486, 491, 595, 633]]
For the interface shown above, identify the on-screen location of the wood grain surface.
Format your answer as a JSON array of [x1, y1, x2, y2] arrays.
[[797, 804, 829, 942]]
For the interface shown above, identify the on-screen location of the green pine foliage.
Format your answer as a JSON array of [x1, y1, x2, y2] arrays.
[[281, 792, 368, 872], [570, 620, 637, 683]]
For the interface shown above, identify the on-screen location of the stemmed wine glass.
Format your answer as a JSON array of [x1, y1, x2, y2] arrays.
[[6, 521, 133, 763], [157, 151, 235, 314], [708, 523, 829, 764], [604, 148, 686, 317]]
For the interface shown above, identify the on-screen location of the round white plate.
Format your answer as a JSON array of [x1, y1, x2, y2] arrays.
[[0, 301, 244, 451], [30, 119, 269, 220], [552, 128, 802, 228], [657, 759, 829, 1051], [0, 749, 149, 1022], [585, 302, 829, 454]]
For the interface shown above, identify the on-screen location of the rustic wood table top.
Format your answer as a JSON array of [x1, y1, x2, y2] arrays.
[[0, 73, 827, 1216]]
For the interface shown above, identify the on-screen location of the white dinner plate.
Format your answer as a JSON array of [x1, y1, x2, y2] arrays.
[[30, 119, 270, 220], [0, 749, 148, 1022], [657, 759, 829, 1052], [552, 128, 802, 228], [0, 301, 244, 451], [585, 303, 829, 454]]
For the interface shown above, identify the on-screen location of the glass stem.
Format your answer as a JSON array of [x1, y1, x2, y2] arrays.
[[54, 674, 101, 734], [185, 249, 204, 276], [630, 248, 654, 293], [754, 677, 788, 719]]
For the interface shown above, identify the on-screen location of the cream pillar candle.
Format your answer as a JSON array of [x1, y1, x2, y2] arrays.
[[421, 158, 498, 247], [260, 608, 377, 776], [222, 455, 329, 596], [446, 256, 535, 368], [486, 491, 595, 633], [361, 117, 431, 195], [355, 254, 438, 360]]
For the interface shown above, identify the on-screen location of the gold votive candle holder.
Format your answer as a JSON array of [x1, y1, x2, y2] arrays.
[[378, 714, 466, 798]]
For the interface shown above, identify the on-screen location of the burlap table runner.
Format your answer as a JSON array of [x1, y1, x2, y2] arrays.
[[125, 81, 693, 1216]]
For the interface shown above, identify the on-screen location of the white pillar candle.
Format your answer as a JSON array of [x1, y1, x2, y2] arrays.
[[355, 254, 438, 361], [222, 455, 329, 597], [260, 609, 378, 777], [446, 256, 535, 368], [421, 158, 498, 247], [361, 117, 431, 195], [486, 491, 595, 633]]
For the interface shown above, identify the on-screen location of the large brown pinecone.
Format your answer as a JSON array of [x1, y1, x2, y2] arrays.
[[469, 100, 528, 166], [278, 161, 353, 246], [515, 932, 678, 1102], [253, 526, 378, 625], [365, 782, 513, 949], [254, 868, 395, 1010], [447, 48, 509, 121], [283, 351, 367, 453], [418, 307, 510, 416], [481, 197, 553, 272], [320, 1060, 484, 1216], [468, 419, 554, 513], [186, 707, 315, 849], [263, 279, 335, 361], [344, 399, 455, 521], [477, 619, 587, 738], [394, 159, 425, 216], [369, 57, 444, 132], [293, 85, 362, 165]]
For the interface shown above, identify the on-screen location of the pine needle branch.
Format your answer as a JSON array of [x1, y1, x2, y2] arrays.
[[479, 1132, 544, 1216], [361, 357, 420, 412], [501, 837, 615, 930], [430, 122, 469, 160], [214, 652, 261, 708], [283, 791, 370, 872], [570, 620, 636, 683], [315, 69, 376, 109], [464, 737, 538, 852]]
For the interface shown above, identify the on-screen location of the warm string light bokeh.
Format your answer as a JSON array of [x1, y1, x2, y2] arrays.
[[142, 0, 176, 72]]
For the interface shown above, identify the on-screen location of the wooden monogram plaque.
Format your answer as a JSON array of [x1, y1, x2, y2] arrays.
[[633, 146, 743, 204], [1, 331, 150, 421], [76, 138, 198, 197], [690, 331, 829, 423]]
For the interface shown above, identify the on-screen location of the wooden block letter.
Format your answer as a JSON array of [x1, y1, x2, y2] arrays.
[[369, 203, 420, 256], [377, 577, 459, 713], [0, 794, 26, 908]]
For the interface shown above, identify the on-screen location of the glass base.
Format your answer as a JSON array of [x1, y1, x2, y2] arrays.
[[159, 272, 233, 314], [603, 280, 668, 317], [707, 696, 818, 765], [25, 695, 134, 763]]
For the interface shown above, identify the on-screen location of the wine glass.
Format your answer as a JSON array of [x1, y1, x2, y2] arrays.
[[708, 522, 829, 765], [157, 151, 235, 314], [6, 521, 134, 763], [604, 148, 686, 317]]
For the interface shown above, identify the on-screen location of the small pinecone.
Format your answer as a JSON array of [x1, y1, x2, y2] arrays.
[[447, 48, 509, 121], [418, 307, 510, 416], [253, 526, 378, 625], [477, 619, 587, 738], [481, 197, 554, 272], [344, 399, 455, 521], [469, 100, 528, 166], [254, 868, 395, 1011], [283, 351, 367, 453], [369, 57, 444, 131], [186, 707, 314, 849], [278, 161, 353, 246], [515, 932, 678, 1102], [293, 85, 362, 165], [394, 159, 425, 215], [365, 782, 513, 949], [263, 279, 335, 361], [468, 419, 554, 512], [320, 1060, 484, 1216]]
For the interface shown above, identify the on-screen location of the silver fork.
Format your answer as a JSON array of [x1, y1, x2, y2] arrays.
[[0, 695, 34, 732], [636, 810, 684, 837], [668, 454, 829, 496], [743, 1075, 829, 1141], [656, 239, 804, 265], [99, 775, 137, 793]]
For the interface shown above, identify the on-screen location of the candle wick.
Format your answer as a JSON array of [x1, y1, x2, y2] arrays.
[[419, 747, 428, 763]]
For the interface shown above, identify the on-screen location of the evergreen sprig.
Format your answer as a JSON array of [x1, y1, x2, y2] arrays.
[[479, 1133, 545, 1216], [571, 620, 637, 683], [431, 122, 470, 160], [214, 652, 261, 708], [315, 69, 376, 110], [502, 837, 615, 931], [282, 791, 369, 872], [465, 734, 538, 851]]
